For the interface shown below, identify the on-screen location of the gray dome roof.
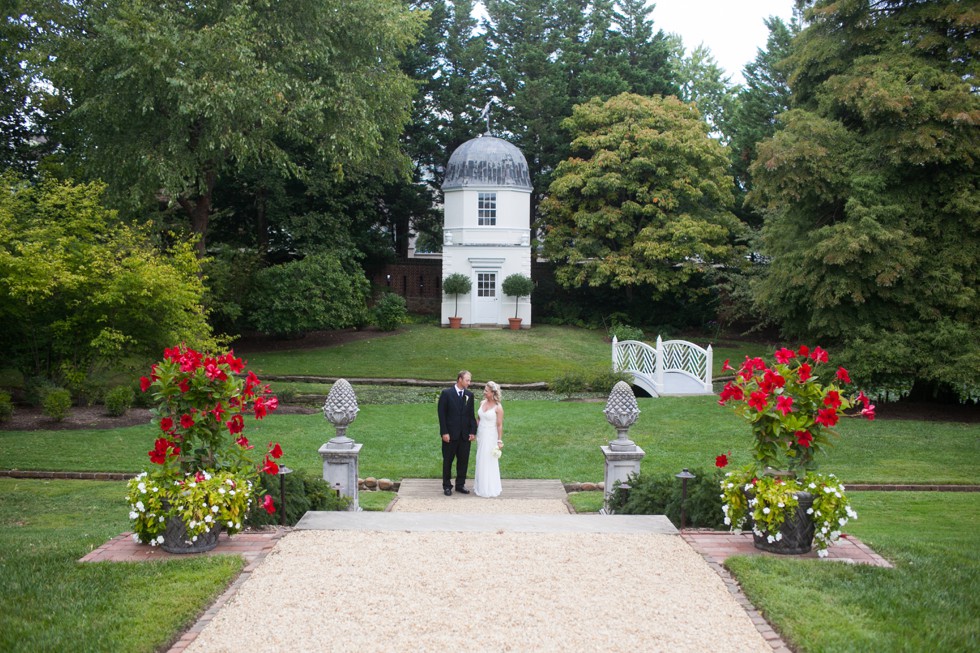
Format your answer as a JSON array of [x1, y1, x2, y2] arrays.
[[442, 135, 532, 191]]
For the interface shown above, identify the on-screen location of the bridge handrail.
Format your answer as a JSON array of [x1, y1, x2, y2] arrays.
[[612, 336, 713, 394]]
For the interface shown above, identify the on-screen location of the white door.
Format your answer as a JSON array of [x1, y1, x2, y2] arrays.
[[473, 271, 499, 324]]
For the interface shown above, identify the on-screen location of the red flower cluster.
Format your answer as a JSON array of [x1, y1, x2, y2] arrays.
[[149, 437, 180, 464], [718, 344, 875, 472]]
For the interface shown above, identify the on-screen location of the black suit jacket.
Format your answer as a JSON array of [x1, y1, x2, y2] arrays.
[[438, 386, 477, 441]]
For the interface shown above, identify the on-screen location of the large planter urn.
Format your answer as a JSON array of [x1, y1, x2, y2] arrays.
[[507, 317, 522, 330], [448, 316, 463, 329], [751, 491, 816, 555], [160, 503, 221, 554]]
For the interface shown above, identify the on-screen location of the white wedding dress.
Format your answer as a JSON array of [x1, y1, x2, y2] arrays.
[[473, 403, 502, 498]]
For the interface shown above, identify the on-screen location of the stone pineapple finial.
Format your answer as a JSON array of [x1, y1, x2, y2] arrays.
[[604, 381, 640, 451], [323, 379, 359, 447]]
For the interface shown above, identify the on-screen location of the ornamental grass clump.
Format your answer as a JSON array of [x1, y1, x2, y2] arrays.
[[127, 346, 283, 546], [716, 345, 874, 555]]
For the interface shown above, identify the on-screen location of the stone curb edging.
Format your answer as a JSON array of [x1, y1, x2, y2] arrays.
[[0, 470, 137, 481], [263, 375, 550, 391]]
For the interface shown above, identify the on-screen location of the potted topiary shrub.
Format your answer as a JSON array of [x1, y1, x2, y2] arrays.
[[442, 273, 472, 328], [501, 273, 534, 329]]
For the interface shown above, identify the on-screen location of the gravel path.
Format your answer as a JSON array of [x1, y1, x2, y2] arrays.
[[185, 498, 772, 652]]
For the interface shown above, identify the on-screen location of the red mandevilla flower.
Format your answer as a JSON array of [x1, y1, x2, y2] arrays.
[[159, 417, 174, 432], [178, 378, 191, 393], [253, 397, 268, 419], [759, 369, 786, 394], [722, 359, 733, 372], [823, 390, 842, 409], [776, 395, 794, 416], [180, 413, 195, 429], [715, 453, 729, 468], [268, 442, 283, 459], [811, 346, 829, 363], [236, 435, 254, 450], [262, 494, 276, 514], [795, 430, 813, 448], [815, 407, 840, 427], [223, 351, 246, 374], [139, 376, 152, 392], [797, 363, 812, 383], [748, 391, 769, 411], [226, 414, 244, 435], [836, 367, 851, 384], [262, 456, 279, 475], [797, 345, 810, 358], [774, 348, 796, 364]]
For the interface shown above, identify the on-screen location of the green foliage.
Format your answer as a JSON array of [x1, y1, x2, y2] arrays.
[[608, 323, 644, 342], [0, 173, 214, 384], [0, 390, 12, 422], [42, 0, 425, 254], [246, 469, 351, 527], [373, 292, 408, 332], [248, 253, 370, 337], [103, 386, 135, 417], [674, 44, 740, 141], [748, 1, 980, 399], [607, 468, 726, 529], [501, 273, 534, 318], [542, 93, 743, 302], [442, 272, 472, 317], [41, 388, 72, 422], [550, 366, 634, 396]]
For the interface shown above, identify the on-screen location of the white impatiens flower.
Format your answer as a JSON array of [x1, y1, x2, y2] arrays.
[[131, 533, 140, 542], [767, 534, 776, 543], [762, 507, 771, 515], [191, 535, 198, 542], [156, 535, 164, 545], [129, 511, 138, 520], [159, 516, 165, 522], [219, 487, 226, 495], [775, 533, 782, 541], [839, 517, 847, 525], [211, 505, 219, 513], [806, 508, 814, 515], [204, 515, 213, 524], [235, 522, 241, 529], [727, 483, 734, 489], [724, 517, 731, 525], [809, 482, 817, 489], [227, 521, 234, 528], [135, 501, 145, 512], [817, 549, 829, 558], [138, 482, 146, 493], [824, 486, 834, 493], [777, 502, 785, 508]]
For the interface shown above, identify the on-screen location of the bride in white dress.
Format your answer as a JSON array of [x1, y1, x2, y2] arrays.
[[473, 381, 503, 498]]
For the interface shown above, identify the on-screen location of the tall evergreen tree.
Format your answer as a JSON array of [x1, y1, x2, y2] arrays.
[[749, 0, 979, 400]]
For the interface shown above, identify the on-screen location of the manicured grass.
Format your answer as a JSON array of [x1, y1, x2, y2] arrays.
[[239, 324, 770, 383], [0, 478, 244, 653], [3, 397, 977, 484], [727, 492, 980, 652]]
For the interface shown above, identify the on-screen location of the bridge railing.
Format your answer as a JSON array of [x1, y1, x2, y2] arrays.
[[612, 336, 713, 396]]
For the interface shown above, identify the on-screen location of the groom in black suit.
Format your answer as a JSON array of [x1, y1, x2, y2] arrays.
[[438, 370, 477, 496]]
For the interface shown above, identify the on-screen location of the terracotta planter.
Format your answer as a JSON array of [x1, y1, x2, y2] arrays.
[[508, 317, 522, 330], [448, 316, 463, 329]]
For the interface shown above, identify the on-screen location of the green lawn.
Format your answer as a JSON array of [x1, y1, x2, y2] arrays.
[[2, 396, 977, 484], [727, 491, 980, 652], [238, 323, 772, 382], [0, 478, 243, 653]]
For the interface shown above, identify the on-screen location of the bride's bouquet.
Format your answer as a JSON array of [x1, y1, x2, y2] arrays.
[[492, 446, 502, 459]]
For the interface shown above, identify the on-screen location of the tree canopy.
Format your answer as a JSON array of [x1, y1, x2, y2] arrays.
[[542, 93, 741, 299], [749, 0, 979, 398], [44, 0, 425, 256], [0, 173, 213, 384]]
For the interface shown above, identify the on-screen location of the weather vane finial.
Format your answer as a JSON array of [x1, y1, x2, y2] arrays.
[[479, 98, 495, 135]]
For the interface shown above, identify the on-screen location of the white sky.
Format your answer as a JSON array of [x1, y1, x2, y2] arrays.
[[647, 0, 797, 85]]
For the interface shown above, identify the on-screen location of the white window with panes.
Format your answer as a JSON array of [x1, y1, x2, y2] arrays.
[[478, 192, 496, 226]]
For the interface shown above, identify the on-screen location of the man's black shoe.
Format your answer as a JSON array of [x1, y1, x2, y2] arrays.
[[444, 488, 452, 496], [455, 487, 470, 494]]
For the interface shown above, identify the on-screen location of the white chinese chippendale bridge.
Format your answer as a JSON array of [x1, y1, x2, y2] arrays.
[[612, 336, 713, 397]]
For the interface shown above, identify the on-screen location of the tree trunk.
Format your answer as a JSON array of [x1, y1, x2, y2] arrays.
[[176, 170, 217, 259]]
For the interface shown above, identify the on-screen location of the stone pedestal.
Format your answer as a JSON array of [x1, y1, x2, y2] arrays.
[[600, 445, 645, 514], [319, 440, 363, 511]]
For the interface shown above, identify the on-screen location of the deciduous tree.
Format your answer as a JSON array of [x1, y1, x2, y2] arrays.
[[542, 93, 742, 300]]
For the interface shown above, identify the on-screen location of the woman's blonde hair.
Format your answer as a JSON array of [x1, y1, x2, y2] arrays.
[[485, 380, 502, 403]]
